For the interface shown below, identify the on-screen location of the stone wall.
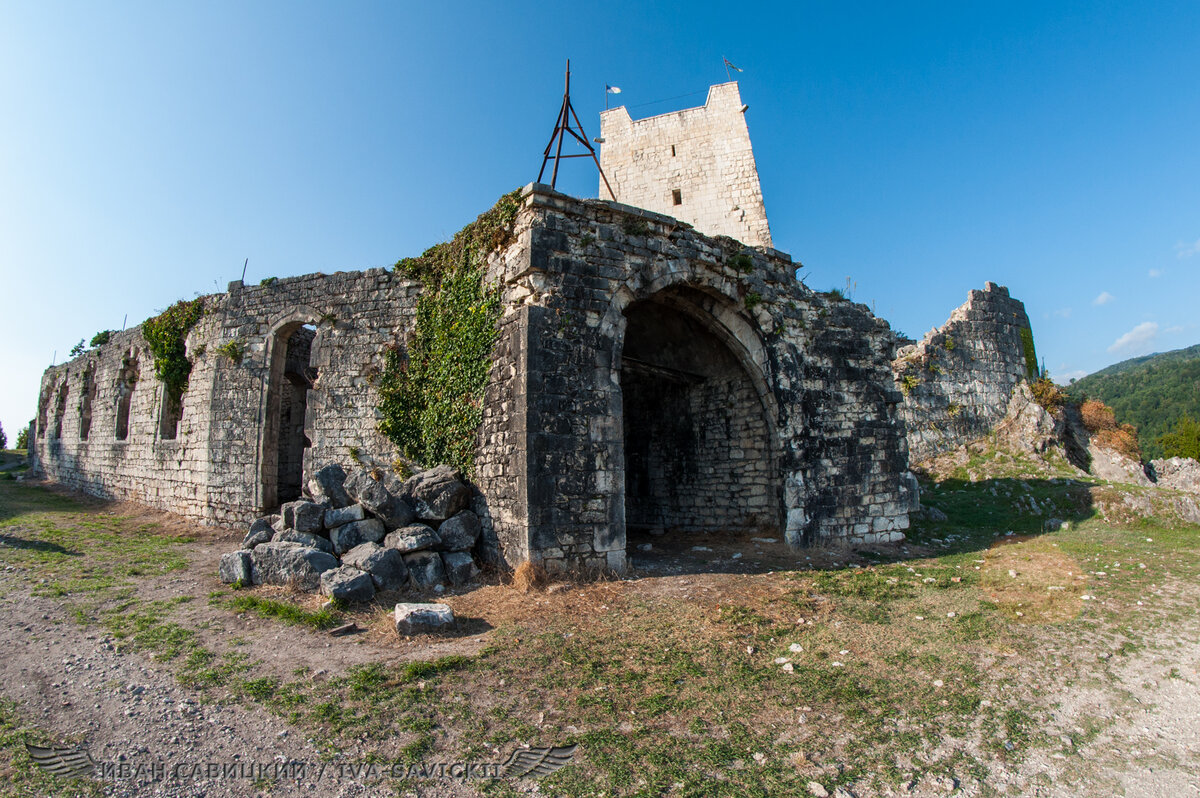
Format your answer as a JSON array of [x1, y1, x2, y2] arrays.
[[599, 83, 772, 248], [476, 185, 911, 572], [33, 269, 420, 526], [894, 282, 1037, 463], [34, 184, 914, 573]]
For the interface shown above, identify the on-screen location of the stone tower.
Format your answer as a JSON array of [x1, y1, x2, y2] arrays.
[[599, 82, 772, 248]]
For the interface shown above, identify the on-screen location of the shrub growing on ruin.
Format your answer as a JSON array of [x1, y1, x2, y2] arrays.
[[380, 190, 521, 474], [1095, 424, 1142, 461], [142, 298, 205, 400], [1030, 377, 1065, 412]]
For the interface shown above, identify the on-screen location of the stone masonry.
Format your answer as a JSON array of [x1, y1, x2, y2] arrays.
[[893, 282, 1038, 463], [33, 270, 420, 526], [33, 184, 917, 574], [599, 83, 772, 248]]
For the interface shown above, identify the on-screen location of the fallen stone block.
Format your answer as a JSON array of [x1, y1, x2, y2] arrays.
[[344, 469, 394, 517], [437, 510, 481, 552], [292, 501, 329, 534], [307, 463, 353, 508], [275, 529, 335, 554], [384, 523, 440, 553], [441, 551, 478, 586], [330, 518, 385, 555], [404, 465, 470, 522], [394, 602, 455, 635], [218, 551, 252, 584], [324, 503, 365, 529], [341, 542, 410, 591], [404, 550, 446, 588], [319, 566, 376, 602], [249, 542, 338, 591]]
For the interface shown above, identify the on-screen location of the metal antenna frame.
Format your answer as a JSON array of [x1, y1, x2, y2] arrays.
[[537, 60, 617, 201]]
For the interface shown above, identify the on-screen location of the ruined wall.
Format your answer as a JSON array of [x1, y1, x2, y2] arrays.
[[33, 269, 420, 525], [894, 282, 1037, 463], [34, 184, 914, 574], [599, 83, 772, 248], [477, 185, 911, 572]]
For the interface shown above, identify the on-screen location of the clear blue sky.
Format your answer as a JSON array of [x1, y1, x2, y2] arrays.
[[3, 1, 1199, 441]]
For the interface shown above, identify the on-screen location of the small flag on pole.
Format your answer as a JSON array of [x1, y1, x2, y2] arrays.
[[606, 85, 621, 94], [723, 57, 742, 73]]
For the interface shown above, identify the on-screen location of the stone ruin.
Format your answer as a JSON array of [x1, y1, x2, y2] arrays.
[[29, 83, 1049, 579]]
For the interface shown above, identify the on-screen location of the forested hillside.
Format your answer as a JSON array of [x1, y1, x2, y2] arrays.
[[1068, 344, 1200, 459]]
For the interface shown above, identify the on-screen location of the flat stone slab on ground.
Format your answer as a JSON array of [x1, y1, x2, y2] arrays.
[[394, 602, 455, 635]]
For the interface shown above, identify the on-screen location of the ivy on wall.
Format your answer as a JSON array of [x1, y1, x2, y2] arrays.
[[378, 189, 522, 474], [1019, 326, 1038, 380], [142, 298, 204, 400]]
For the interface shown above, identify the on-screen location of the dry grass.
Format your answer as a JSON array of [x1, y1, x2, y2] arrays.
[[979, 539, 1087, 623], [1080, 399, 1117, 432], [511, 559, 548, 593]]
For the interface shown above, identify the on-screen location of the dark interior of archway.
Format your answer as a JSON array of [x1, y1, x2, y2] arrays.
[[276, 325, 317, 504], [621, 296, 779, 538]]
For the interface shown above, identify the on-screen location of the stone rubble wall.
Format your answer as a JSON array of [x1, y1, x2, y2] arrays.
[[33, 269, 420, 526], [894, 283, 1037, 464], [599, 83, 772, 248]]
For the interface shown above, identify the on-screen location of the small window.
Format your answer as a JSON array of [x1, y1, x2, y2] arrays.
[[672, 189, 682, 206], [670, 144, 676, 156]]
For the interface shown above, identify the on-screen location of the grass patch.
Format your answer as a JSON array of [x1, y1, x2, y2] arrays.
[[220, 594, 342, 630]]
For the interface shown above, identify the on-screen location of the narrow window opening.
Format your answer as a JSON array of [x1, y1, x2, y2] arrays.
[[52, 384, 69, 439], [159, 385, 183, 440], [115, 352, 139, 441], [80, 366, 96, 440], [37, 380, 55, 438], [670, 144, 676, 156], [672, 189, 682, 206]]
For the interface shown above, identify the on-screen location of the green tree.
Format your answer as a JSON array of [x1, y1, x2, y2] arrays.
[[1157, 415, 1200, 460], [15, 426, 28, 451], [0, 421, 6, 450]]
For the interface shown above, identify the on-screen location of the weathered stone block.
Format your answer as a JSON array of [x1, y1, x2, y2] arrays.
[[307, 463, 352, 508], [292, 501, 329, 534], [383, 523, 440, 553], [319, 565, 376, 602], [436, 510, 481, 552], [249, 542, 338, 591], [218, 550, 252, 584], [342, 542, 409, 591], [394, 602, 455, 635], [275, 529, 334, 554], [404, 550, 445, 588], [324, 503, 365, 528], [441, 551, 478, 586], [404, 466, 470, 521], [344, 469, 394, 516], [330, 518, 385, 555]]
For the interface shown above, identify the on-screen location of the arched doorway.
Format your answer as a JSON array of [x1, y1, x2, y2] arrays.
[[261, 323, 318, 510], [619, 287, 781, 545]]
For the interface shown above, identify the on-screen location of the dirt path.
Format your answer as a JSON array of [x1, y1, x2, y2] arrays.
[[0, 533, 489, 798]]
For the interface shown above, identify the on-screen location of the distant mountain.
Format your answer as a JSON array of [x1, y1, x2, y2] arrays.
[[1068, 344, 1200, 460]]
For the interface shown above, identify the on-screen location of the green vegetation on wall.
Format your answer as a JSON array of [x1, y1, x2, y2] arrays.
[[1069, 344, 1200, 460], [378, 190, 522, 474], [142, 298, 205, 400], [1018, 326, 1038, 380]]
